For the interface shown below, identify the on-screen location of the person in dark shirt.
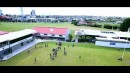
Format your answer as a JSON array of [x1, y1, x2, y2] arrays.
[[118, 57, 123, 61], [28, 50, 30, 53], [79, 56, 81, 59], [56, 43, 57, 45], [64, 48, 65, 52], [45, 44, 46, 47], [35, 45, 36, 48], [52, 56, 54, 60], [72, 44, 74, 47], [50, 53, 52, 58], [35, 57, 37, 62]]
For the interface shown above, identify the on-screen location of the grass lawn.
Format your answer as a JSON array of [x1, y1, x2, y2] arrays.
[[0, 22, 119, 39], [0, 22, 130, 66], [0, 41, 130, 66]]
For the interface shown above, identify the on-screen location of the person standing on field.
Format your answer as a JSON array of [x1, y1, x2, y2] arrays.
[[35, 57, 37, 62]]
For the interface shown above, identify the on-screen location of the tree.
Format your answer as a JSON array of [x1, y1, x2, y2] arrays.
[[68, 34, 73, 41], [120, 18, 130, 31], [71, 20, 79, 25]]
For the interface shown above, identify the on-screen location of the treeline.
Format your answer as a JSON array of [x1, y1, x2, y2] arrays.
[[71, 20, 120, 30], [103, 24, 120, 30], [78, 35, 95, 43]]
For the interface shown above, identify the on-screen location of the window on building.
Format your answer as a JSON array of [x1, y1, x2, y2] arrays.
[[0, 41, 8, 48], [27, 41, 29, 43], [110, 42, 116, 45], [21, 42, 24, 46], [51, 34, 55, 36], [44, 34, 47, 35], [59, 35, 63, 37]]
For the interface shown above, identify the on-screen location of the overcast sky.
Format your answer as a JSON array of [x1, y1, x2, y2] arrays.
[[0, 7, 130, 17]]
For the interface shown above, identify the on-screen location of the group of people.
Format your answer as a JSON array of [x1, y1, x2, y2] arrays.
[[50, 45, 62, 60], [33, 42, 77, 62], [50, 42, 63, 60], [50, 42, 76, 60]]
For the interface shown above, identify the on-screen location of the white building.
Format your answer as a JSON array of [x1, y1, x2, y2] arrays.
[[95, 37, 130, 48], [0, 29, 36, 60], [31, 10, 36, 16], [75, 29, 130, 48], [0, 9, 3, 15]]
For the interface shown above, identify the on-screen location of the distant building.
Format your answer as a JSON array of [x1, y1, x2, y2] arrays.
[[0, 9, 3, 15], [31, 10, 36, 16], [115, 21, 122, 24], [20, 7, 23, 16], [77, 20, 88, 25]]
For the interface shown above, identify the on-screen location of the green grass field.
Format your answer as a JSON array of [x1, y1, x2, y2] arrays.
[[0, 42, 130, 66], [0, 22, 119, 38], [0, 22, 130, 66]]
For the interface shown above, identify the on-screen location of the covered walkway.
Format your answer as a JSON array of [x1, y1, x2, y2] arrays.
[[2, 39, 44, 60]]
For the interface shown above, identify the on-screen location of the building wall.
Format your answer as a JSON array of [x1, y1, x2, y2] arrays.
[[65, 29, 70, 41], [40, 33, 65, 38], [31, 10, 36, 16], [95, 41, 130, 48], [0, 9, 3, 15], [36, 29, 70, 41], [75, 36, 78, 43]]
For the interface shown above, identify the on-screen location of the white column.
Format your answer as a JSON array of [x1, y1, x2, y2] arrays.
[[75, 35, 78, 43]]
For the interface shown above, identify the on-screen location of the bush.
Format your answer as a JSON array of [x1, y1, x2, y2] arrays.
[[88, 24, 102, 28], [71, 21, 74, 24], [104, 24, 120, 30], [86, 36, 93, 42], [88, 24, 96, 27], [78, 35, 94, 42], [104, 24, 112, 29], [71, 20, 79, 26], [68, 34, 73, 42], [113, 26, 118, 30], [95, 24, 102, 28]]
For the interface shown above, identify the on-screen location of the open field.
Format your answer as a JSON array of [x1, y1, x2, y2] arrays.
[[0, 22, 119, 38], [0, 22, 119, 31], [0, 22, 129, 66], [0, 41, 130, 66]]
